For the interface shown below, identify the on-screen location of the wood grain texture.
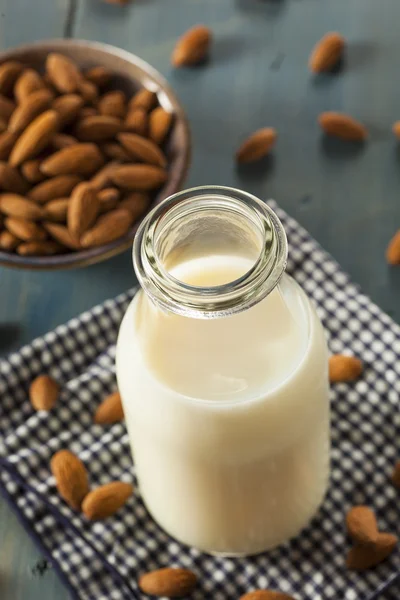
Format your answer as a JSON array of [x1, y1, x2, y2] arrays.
[[1, 0, 400, 599]]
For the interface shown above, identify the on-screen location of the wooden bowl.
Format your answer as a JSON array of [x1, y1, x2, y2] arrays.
[[0, 39, 191, 270]]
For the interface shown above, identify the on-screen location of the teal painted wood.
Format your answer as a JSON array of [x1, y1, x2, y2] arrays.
[[0, 1, 400, 599]]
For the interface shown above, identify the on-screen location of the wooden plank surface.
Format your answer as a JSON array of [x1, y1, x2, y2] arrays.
[[1, 0, 400, 598]]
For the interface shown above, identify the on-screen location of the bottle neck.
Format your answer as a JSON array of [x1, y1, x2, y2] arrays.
[[133, 186, 288, 319]]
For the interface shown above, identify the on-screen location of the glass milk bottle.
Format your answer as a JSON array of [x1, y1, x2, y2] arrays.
[[116, 186, 330, 556]]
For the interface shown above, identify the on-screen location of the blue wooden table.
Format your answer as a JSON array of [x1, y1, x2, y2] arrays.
[[0, 0, 399, 598]]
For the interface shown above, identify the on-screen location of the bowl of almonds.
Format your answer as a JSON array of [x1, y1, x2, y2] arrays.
[[0, 39, 191, 269]]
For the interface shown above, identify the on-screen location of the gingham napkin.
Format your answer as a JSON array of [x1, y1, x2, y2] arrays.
[[0, 201, 399, 600]]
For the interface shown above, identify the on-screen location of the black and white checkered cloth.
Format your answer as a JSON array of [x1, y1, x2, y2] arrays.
[[0, 201, 399, 600]]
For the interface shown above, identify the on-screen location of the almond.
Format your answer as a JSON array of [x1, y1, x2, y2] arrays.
[[0, 94, 16, 121], [8, 88, 54, 134], [41, 143, 104, 177], [392, 121, 400, 139], [119, 191, 150, 219], [0, 194, 43, 221], [21, 159, 47, 184], [98, 187, 120, 213], [79, 107, 98, 120], [68, 182, 99, 238], [329, 354, 363, 383], [139, 568, 197, 598], [125, 108, 148, 136], [318, 112, 367, 141], [346, 533, 398, 571], [118, 132, 167, 167], [101, 142, 131, 162], [52, 133, 78, 150], [14, 68, 45, 102], [29, 175, 82, 204], [94, 391, 124, 424], [236, 128, 277, 163], [29, 374, 59, 411], [46, 53, 82, 94], [386, 230, 400, 265], [75, 115, 121, 142], [391, 460, 400, 488], [9, 110, 60, 167], [81, 208, 133, 247], [240, 592, 295, 600], [111, 164, 167, 191], [43, 198, 69, 223], [0, 61, 24, 95], [5, 217, 46, 241], [129, 88, 157, 112], [50, 449, 89, 511], [52, 94, 84, 127], [85, 66, 112, 88], [17, 240, 62, 256], [43, 222, 81, 250], [79, 80, 99, 105], [0, 131, 18, 160], [172, 25, 212, 67], [98, 90, 126, 118], [82, 481, 133, 520], [90, 161, 122, 190], [0, 230, 19, 250], [309, 32, 345, 73], [346, 506, 378, 545], [149, 107, 173, 144], [0, 119, 6, 134], [0, 162, 30, 194]]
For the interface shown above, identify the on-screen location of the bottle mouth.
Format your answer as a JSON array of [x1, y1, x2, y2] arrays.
[[133, 185, 288, 318]]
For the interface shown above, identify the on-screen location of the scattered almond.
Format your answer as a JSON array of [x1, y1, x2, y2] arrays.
[[68, 182, 99, 238], [29, 374, 59, 411], [111, 164, 168, 191], [52, 133, 79, 150], [9, 109, 60, 167], [0, 131, 18, 160], [118, 132, 167, 167], [0, 61, 24, 95], [119, 191, 150, 219], [346, 506, 378, 545], [43, 222, 81, 250], [329, 354, 363, 383], [85, 66, 112, 88], [46, 53, 82, 94], [41, 143, 104, 177], [8, 88, 54, 134], [172, 25, 212, 67], [0, 94, 16, 121], [5, 216, 46, 241], [98, 90, 126, 119], [79, 107, 98, 120], [17, 240, 62, 256], [309, 32, 345, 73], [149, 107, 172, 144], [240, 592, 295, 600], [51, 449, 89, 511], [52, 94, 84, 127], [90, 161, 122, 190], [391, 460, 400, 488], [81, 208, 133, 247], [44, 198, 69, 223], [29, 175, 82, 204], [0, 162, 30, 194], [346, 533, 398, 570], [125, 108, 148, 136], [14, 68, 45, 103], [101, 142, 131, 162], [21, 159, 46, 183], [386, 230, 400, 265], [98, 187, 120, 213], [0, 230, 19, 250], [0, 118, 7, 134], [79, 80, 99, 105], [236, 128, 277, 163], [94, 391, 124, 424], [0, 194, 43, 221], [139, 568, 197, 598], [75, 115, 121, 142], [318, 112, 367, 141], [82, 481, 133, 520], [129, 88, 157, 112]]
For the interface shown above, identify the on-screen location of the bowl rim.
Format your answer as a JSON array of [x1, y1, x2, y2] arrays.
[[0, 38, 191, 270]]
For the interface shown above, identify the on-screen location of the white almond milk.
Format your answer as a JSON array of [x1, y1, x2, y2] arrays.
[[116, 253, 330, 555]]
